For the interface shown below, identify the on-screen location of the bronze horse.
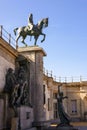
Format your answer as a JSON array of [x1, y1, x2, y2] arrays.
[[14, 18, 48, 47]]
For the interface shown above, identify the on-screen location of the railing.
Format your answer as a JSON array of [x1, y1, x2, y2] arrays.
[[54, 76, 87, 83], [43, 68, 87, 83], [0, 25, 17, 49]]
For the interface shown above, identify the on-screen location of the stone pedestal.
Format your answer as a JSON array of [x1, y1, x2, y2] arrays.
[[18, 46, 46, 122], [19, 106, 34, 129], [11, 106, 34, 130]]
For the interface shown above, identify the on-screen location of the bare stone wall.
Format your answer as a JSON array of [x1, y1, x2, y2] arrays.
[[0, 38, 17, 91], [0, 55, 15, 91], [0, 38, 18, 129]]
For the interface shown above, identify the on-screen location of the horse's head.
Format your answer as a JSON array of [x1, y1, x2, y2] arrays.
[[37, 17, 48, 29], [43, 18, 48, 28]]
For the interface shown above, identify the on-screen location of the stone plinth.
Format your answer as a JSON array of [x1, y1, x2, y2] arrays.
[[18, 46, 46, 122], [19, 106, 34, 129], [11, 106, 34, 130]]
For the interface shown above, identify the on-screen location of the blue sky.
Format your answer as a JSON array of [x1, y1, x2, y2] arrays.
[[0, 0, 87, 80]]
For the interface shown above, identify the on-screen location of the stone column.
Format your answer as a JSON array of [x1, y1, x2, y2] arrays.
[[18, 46, 46, 122]]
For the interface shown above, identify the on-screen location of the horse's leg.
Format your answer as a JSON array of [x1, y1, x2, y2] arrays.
[[41, 33, 46, 43], [34, 36, 38, 46], [16, 34, 20, 49], [21, 36, 27, 46]]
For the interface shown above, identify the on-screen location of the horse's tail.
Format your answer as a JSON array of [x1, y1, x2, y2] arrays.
[[13, 28, 18, 35]]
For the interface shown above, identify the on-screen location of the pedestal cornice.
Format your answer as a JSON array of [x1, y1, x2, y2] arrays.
[[18, 46, 47, 56]]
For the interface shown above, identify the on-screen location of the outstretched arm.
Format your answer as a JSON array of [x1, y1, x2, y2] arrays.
[[62, 96, 68, 99]]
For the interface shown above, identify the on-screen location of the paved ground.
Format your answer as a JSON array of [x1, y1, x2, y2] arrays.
[[71, 122, 87, 130], [74, 126, 87, 130], [50, 122, 87, 130], [71, 122, 87, 126]]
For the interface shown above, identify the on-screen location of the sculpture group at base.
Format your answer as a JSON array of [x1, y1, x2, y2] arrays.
[[14, 13, 48, 48], [4, 66, 30, 117]]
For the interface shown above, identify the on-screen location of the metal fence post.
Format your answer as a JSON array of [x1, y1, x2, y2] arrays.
[[71, 76, 73, 82], [80, 76, 82, 82], [51, 70, 52, 77], [65, 77, 67, 82], [0, 25, 3, 37], [9, 34, 11, 44], [59, 77, 61, 82]]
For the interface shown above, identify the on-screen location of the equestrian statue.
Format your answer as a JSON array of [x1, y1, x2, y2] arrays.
[[14, 13, 48, 48]]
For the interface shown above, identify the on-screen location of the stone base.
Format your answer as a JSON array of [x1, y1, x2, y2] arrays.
[[19, 106, 34, 129]]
